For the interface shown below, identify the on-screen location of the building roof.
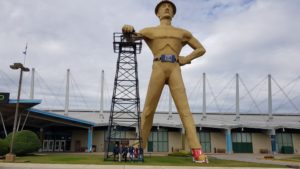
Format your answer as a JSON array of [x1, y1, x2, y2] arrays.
[[0, 100, 95, 129], [0, 99, 42, 127], [0, 99, 41, 113], [47, 110, 300, 130], [29, 108, 95, 127], [5, 100, 298, 130]]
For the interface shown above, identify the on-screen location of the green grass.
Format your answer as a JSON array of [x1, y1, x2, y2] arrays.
[[276, 156, 300, 163], [3, 153, 286, 168]]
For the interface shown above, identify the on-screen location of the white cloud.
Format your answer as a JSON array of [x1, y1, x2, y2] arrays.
[[0, 0, 299, 114]]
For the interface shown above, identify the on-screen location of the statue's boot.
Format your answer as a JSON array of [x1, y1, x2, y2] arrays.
[[192, 148, 208, 163]]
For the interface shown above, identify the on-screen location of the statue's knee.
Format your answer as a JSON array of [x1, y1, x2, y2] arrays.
[[142, 109, 154, 119], [180, 111, 192, 119]]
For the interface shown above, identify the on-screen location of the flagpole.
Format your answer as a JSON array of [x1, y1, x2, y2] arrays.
[[23, 43, 28, 65]]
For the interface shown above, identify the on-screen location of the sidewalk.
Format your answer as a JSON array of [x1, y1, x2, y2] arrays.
[[0, 163, 288, 169]]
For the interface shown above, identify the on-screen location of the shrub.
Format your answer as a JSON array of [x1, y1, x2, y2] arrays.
[[0, 139, 9, 156], [5, 130, 41, 156]]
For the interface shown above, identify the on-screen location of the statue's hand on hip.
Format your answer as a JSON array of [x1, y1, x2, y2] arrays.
[[178, 56, 191, 66]]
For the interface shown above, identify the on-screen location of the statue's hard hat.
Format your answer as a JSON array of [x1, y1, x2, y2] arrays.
[[155, 0, 176, 15]]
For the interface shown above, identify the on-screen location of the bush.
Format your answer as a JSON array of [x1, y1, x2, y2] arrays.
[[0, 139, 9, 156], [5, 130, 41, 156]]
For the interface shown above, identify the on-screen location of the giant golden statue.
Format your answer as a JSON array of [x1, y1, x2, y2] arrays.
[[122, 0, 207, 162]]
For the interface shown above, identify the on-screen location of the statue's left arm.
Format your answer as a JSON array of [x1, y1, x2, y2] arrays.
[[178, 31, 206, 66]]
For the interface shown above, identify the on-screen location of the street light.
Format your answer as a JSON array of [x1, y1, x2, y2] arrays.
[[5, 63, 30, 162]]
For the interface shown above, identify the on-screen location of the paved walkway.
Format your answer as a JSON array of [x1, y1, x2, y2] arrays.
[[0, 163, 288, 169], [210, 154, 300, 168]]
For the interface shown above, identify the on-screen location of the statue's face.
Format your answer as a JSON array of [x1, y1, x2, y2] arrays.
[[156, 2, 174, 20]]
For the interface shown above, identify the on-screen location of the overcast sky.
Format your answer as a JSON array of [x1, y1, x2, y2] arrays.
[[1, 0, 300, 114]]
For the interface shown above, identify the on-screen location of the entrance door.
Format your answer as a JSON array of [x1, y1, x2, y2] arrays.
[[43, 140, 54, 152], [54, 140, 60, 151], [43, 140, 49, 151], [276, 133, 294, 154], [60, 140, 66, 151], [199, 131, 211, 153], [48, 140, 54, 151], [232, 132, 253, 153], [54, 140, 66, 152]]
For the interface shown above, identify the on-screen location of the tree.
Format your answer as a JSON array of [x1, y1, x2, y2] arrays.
[[0, 139, 9, 156]]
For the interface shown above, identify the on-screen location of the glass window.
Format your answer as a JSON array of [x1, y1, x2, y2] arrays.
[[283, 133, 292, 146], [163, 142, 168, 152], [241, 133, 247, 142], [232, 133, 237, 142], [162, 132, 168, 141], [149, 132, 153, 140], [199, 131, 211, 153], [147, 129, 168, 152], [287, 134, 293, 146], [104, 130, 127, 139], [158, 142, 163, 151], [153, 142, 158, 151], [276, 133, 293, 154], [276, 133, 282, 144], [282, 133, 288, 145], [237, 133, 241, 142], [200, 132, 209, 142], [248, 133, 252, 143], [153, 132, 157, 141], [232, 132, 252, 143], [158, 132, 163, 141]]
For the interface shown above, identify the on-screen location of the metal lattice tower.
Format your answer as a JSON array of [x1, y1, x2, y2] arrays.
[[105, 33, 142, 160]]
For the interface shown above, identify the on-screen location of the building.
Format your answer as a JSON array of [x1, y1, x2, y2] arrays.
[[1, 99, 299, 155]]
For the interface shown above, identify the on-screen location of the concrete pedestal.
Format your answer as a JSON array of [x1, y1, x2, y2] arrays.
[[5, 153, 16, 162]]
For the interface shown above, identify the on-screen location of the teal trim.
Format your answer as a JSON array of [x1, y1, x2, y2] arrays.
[[226, 129, 232, 154], [88, 127, 93, 151], [9, 99, 42, 104], [271, 135, 276, 153], [29, 108, 95, 126]]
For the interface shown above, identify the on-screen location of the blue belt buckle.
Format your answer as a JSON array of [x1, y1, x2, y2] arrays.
[[161, 55, 176, 63]]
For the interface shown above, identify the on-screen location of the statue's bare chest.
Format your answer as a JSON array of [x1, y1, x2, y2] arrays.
[[148, 27, 184, 40]]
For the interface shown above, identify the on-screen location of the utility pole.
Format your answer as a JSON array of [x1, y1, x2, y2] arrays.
[[5, 63, 29, 162], [64, 69, 70, 116], [99, 70, 104, 119]]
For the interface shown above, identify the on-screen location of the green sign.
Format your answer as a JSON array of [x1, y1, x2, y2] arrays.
[[0, 93, 9, 104]]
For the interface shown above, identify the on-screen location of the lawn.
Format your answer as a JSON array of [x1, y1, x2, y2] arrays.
[[5, 153, 286, 168], [276, 156, 300, 163]]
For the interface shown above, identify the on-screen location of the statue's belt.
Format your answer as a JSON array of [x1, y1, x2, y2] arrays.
[[153, 55, 177, 63]]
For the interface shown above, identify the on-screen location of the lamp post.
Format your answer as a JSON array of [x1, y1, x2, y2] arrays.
[[5, 63, 30, 162]]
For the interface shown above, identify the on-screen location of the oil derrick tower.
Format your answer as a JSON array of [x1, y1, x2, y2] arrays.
[[105, 33, 142, 160]]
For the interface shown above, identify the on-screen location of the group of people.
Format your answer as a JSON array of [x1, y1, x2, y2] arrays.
[[113, 144, 144, 162]]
